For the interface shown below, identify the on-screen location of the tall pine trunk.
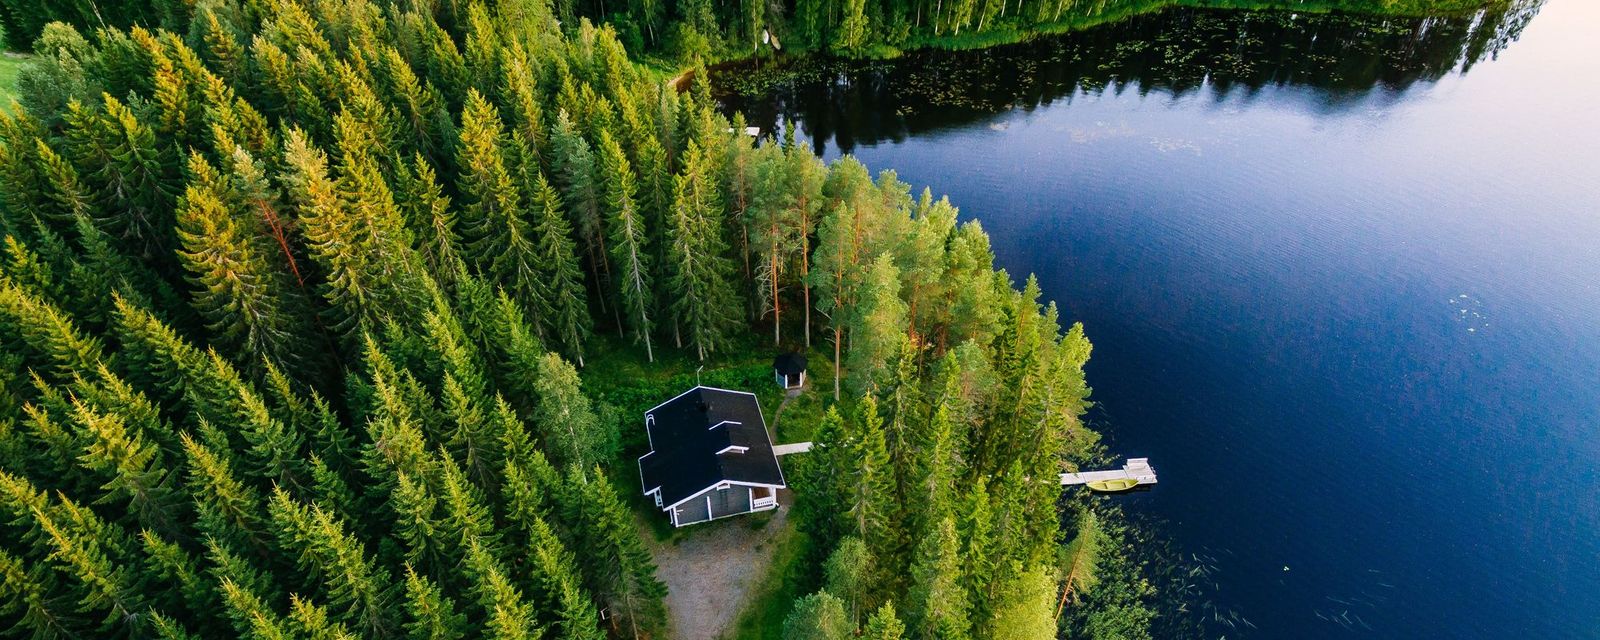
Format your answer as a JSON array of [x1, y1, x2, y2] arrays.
[[801, 205, 812, 348], [771, 223, 781, 345], [833, 326, 843, 400]]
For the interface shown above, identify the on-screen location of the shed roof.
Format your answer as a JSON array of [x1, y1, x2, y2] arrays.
[[638, 386, 785, 508], [772, 352, 807, 375]]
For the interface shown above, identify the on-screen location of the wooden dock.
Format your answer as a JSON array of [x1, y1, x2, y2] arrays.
[[1060, 458, 1157, 487]]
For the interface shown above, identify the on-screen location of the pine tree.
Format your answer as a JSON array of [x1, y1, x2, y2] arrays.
[[748, 143, 797, 345], [834, 0, 870, 54], [810, 202, 856, 399]]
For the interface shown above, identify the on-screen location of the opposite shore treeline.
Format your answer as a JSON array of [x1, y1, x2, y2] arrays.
[[0, 0, 1127, 638]]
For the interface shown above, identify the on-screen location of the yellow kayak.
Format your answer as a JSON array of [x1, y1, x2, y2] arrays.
[[1085, 478, 1140, 492]]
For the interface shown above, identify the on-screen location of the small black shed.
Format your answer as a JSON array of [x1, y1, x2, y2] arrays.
[[773, 352, 807, 389]]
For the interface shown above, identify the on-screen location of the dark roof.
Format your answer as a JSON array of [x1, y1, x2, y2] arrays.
[[772, 352, 807, 375], [638, 387, 785, 508]]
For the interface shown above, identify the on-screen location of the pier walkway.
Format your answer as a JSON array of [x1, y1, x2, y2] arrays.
[[1060, 458, 1157, 487]]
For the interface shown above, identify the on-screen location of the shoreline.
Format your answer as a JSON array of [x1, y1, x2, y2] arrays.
[[659, 0, 1506, 89]]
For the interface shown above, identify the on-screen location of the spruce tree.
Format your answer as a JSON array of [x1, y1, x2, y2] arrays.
[[462, 540, 537, 640], [454, 90, 523, 275], [599, 130, 655, 361], [863, 602, 907, 640], [907, 516, 970, 640], [402, 565, 467, 640], [781, 591, 852, 640], [527, 175, 592, 365], [848, 398, 895, 571], [176, 153, 308, 378], [985, 564, 1056, 639], [663, 142, 740, 360], [267, 488, 397, 639], [218, 577, 292, 640], [572, 469, 667, 638], [847, 254, 908, 396], [70, 397, 184, 536], [530, 353, 612, 473], [823, 536, 874, 626], [34, 502, 147, 635], [549, 109, 608, 298]]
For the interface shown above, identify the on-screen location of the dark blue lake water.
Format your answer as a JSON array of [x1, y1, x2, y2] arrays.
[[718, 1, 1599, 636]]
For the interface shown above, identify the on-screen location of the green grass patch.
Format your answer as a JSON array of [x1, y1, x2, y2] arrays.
[[726, 518, 813, 640], [583, 328, 839, 540], [0, 54, 30, 105]]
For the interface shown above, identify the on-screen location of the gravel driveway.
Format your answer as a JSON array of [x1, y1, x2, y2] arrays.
[[648, 505, 789, 639]]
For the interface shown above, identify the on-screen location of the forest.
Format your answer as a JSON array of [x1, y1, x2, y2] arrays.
[[0, 0, 1504, 64], [0, 0, 1149, 638]]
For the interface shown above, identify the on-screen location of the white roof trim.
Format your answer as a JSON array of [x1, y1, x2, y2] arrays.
[[638, 450, 659, 495], [660, 479, 786, 512], [749, 392, 786, 487], [642, 385, 759, 416]]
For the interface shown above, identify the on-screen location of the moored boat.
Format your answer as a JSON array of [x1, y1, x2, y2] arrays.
[[1085, 477, 1140, 492]]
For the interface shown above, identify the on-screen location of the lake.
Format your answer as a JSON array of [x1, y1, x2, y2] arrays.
[[715, 0, 1599, 636]]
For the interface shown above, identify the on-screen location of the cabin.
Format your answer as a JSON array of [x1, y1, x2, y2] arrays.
[[638, 386, 786, 527], [772, 352, 807, 390]]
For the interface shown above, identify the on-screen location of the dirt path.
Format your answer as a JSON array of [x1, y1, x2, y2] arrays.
[[648, 507, 789, 639]]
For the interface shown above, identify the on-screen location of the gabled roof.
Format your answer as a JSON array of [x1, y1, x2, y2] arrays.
[[638, 386, 785, 508], [773, 352, 807, 375]]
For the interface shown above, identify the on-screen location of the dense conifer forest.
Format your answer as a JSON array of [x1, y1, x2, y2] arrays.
[[0, 0, 1500, 62], [0, 0, 1144, 637]]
